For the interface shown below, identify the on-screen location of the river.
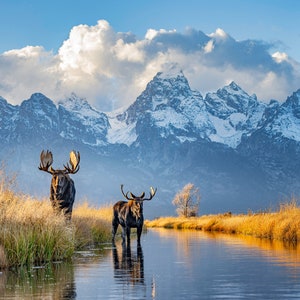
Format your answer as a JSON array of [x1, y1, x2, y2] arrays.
[[1, 228, 300, 299]]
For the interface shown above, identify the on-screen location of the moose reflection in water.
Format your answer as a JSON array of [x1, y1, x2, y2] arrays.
[[112, 184, 157, 246], [112, 242, 144, 285], [38, 150, 80, 221]]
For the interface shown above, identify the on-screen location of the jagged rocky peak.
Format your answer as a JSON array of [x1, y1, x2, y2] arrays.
[[59, 92, 109, 123], [19, 93, 58, 123], [205, 81, 260, 119], [21, 93, 56, 111], [112, 69, 213, 145], [150, 69, 194, 100], [282, 89, 300, 115], [142, 69, 193, 105], [220, 81, 259, 110], [119, 69, 203, 124], [0, 95, 17, 113], [0, 95, 8, 105], [59, 93, 93, 111], [14, 93, 60, 140], [58, 93, 109, 145]]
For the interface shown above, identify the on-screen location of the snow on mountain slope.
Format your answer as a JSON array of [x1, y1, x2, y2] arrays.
[[0, 96, 19, 141], [1, 71, 299, 151], [264, 90, 300, 141], [2, 70, 300, 216], [111, 71, 215, 144], [205, 81, 266, 147], [107, 115, 137, 145], [105, 72, 271, 149], [58, 93, 109, 146]]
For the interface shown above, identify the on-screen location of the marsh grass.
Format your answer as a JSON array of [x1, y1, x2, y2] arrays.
[[145, 199, 300, 243], [0, 171, 113, 269], [0, 188, 74, 268], [72, 201, 113, 248]]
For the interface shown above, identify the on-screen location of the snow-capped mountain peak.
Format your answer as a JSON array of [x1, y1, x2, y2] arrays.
[[204, 81, 265, 147], [108, 70, 214, 145], [264, 89, 300, 141], [2, 70, 300, 216]]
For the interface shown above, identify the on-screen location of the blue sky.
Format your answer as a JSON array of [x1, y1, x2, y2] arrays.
[[0, 0, 299, 110]]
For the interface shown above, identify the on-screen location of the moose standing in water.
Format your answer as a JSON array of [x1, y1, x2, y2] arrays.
[[38, 150, 80, 221], [112, 184, 157, 246]]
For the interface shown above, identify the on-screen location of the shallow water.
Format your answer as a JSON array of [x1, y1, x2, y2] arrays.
[[1, 229, 300, 299]]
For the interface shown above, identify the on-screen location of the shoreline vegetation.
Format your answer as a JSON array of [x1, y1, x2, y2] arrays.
[[145, 200, 300, 243], [1, 171, 300, 269], [0, 172, 113, 269]]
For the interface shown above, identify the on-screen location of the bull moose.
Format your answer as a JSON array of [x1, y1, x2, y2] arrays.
[[38, 150, 80, 220], [112, 184, 157, 246]]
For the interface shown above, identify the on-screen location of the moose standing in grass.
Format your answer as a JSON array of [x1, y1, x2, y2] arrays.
[[112, 184, 157, 246], [38, 150, 80, 221]]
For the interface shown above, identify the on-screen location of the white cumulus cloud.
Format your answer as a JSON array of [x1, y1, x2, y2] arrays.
[[0, 20, 299, 111]]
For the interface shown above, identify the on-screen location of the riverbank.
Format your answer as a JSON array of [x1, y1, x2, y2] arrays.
[[0, 176, 112, 269], [145, 200, 300, 243]]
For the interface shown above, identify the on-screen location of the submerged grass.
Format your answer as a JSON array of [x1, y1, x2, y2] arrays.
[[145, 199, 300, 243], [0, 171, 113, 269]]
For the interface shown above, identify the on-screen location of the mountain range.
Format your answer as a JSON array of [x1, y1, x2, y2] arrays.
[[1, 70, 300, 217]]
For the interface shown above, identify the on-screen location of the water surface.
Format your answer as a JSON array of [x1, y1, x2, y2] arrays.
[[1, 229, 300, 299]]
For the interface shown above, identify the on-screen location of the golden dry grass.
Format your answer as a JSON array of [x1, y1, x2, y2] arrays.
[[0, 171, 113, 268], [145, 200, 300, 243], [0, 188, 74, 268], [72, 201, 113, 248]]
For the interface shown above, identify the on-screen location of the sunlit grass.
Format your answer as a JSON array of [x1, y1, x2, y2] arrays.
[[0, 190, 74, 268], [145, 199, 300, 243], [0, 170, 113, 269], [72, 201, 113, 249]]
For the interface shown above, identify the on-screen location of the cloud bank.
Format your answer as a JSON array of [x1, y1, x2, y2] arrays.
[[0, 19, 299, 111]]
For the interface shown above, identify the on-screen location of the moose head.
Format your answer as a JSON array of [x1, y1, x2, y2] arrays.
[[38, 150, 80, 220], [112, 184, 157, 246]]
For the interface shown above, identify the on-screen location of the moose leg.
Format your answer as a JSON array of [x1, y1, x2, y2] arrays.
[[120, 226, 127, 246], [64, 205, 73, 222], [112, 219, 119, 242], [137, 225, 143, 246], [126, 226, 131, 246]]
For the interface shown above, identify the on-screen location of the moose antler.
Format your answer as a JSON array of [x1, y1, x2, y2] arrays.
[[64, 150, 80, 174], [38, 150, 55, 174], [120, 184, 156, 201], [121, 184, 133, 200], [142, 186, 157, 201]]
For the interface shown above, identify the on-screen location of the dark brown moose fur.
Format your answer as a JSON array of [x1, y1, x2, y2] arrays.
[[112, 185, 156, 246], [38, 150, 80, 221]]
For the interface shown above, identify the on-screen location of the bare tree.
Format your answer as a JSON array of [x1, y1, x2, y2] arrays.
[[172, 183, 200, 217]]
